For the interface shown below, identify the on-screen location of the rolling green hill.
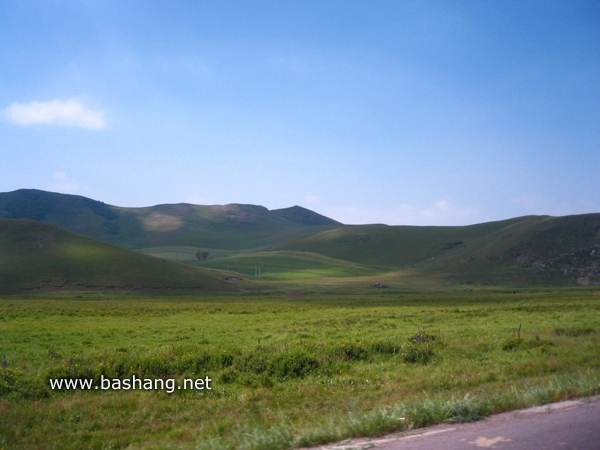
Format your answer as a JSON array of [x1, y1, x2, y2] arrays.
[[0, 219, 237, 293], [0, 189, 340, 250], [268, 217, 529, 267], [1, 189, 598, 287], [270, 214, 600, 285], [433, 213, 600, 285]]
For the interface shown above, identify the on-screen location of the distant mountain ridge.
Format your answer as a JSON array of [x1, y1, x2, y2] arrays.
[[0, 189, 340, 250], [1, 189, 599, 287], [271, 205, 339, 226]]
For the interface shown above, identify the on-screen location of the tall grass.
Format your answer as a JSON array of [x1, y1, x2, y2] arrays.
[[196, 372, 600, 450], [1, 334, 440, 399]]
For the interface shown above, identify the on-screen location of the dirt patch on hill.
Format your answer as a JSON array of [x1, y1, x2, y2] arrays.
[[141, 213, 184, 232]]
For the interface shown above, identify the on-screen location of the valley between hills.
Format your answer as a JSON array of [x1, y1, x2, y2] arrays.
[[0, 188, 599, 293]]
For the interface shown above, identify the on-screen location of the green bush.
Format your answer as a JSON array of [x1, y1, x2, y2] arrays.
[[400, 342, 435, 364], [334, 340, 371, 361], [501, 336, 553, 352], [501, 337, 524, 351], [267, 349, 320, 379], [554, 326, 596, 337], [1, 368, 48, 399], [219, 367, 240, 383]]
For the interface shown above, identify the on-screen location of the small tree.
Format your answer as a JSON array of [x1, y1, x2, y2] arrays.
[[196, 251, 209, 261]]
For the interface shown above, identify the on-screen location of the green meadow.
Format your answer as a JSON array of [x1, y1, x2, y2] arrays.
[[143, 248, 383, 279], [193, 251, 384, 280], [1, 289, 599, 449]]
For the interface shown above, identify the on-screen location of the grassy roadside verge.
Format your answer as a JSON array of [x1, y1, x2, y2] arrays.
[[206, 372, 600, 450]]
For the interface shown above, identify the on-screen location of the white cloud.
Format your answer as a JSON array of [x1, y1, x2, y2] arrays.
[[4, 99, 106, 129], [325, 200, 480, 226], [49, 171, 86, 194]]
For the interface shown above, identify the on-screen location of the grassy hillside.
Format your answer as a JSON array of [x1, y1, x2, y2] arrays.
[[271, 214, 600, 285], [1, 189, 598, 287], [269, 217, 530, 267], [433, 213, 600, 285], [0, 219, 237, 293], [0, 189, 339, 250]]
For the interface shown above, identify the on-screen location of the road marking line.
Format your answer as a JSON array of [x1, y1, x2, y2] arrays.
[[469, 436, 512, 448], [398, 427, 458, 440], [314, 427, 459, 449]]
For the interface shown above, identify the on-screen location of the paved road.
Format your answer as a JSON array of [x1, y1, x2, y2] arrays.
[[308, 396, 600, 450]]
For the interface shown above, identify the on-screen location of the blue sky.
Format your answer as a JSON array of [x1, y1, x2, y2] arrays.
[[1, 1, 599, 225]]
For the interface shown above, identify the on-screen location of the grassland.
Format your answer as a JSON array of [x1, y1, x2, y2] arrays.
[[1, 289, 599, 449], [192, 251, 384, 280]]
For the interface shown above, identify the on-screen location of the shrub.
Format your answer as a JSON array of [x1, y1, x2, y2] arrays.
[[501, 337, 524, 351], [1, 368, 48, 399], [334, 340, 371, 361], [554, 326, 596, 337], [501, 336, 553, 352], [267, 349, 320, 379], [401, 342, 435, 364], [219, 367, 239, 383]]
